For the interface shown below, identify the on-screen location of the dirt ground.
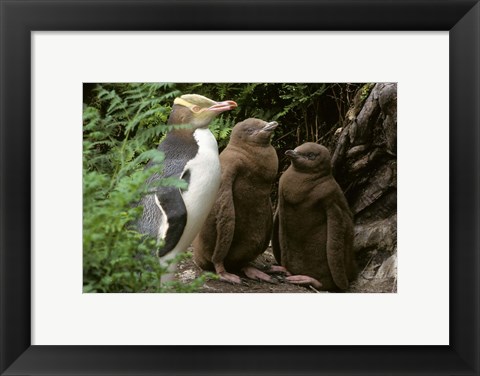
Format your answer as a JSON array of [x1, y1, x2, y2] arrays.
[[176, 247, 397, 293]]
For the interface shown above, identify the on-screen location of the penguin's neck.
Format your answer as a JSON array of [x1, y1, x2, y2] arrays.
[[288, 166, 331, 183], [229, 142, 276, 161], [167, 126, 195, 137], [162, 127, 217, 156], [227, 143, 278, 182], [161, 128, 195, 147], [281, 168, 331, 205]]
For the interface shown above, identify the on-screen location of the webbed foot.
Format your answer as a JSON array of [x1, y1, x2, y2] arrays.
[[218, 271, 242, 285], [267, 265, 292, 275], [242, 265, 276, 283], [214, 261, 243, 285], [286, 275, 323, 289]]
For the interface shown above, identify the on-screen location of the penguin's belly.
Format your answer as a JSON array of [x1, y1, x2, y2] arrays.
[[175, 128, 221, 252], [280, 202, 330, 282]]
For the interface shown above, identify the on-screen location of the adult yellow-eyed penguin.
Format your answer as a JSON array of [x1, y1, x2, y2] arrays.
[[137, 94, 237, 281], [272, 142, 356, 291], [193, 118, 279, 284]]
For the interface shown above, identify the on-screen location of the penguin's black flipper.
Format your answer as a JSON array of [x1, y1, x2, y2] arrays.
[[155, 186, 187, 257], [137, 162, 189, 257], [326, 203, 349, 290], [144, 136, 194, 257]]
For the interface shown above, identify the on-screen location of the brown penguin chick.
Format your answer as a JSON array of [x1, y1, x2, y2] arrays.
[[272, 142, 356, 291], [193, 118, 279, 284]]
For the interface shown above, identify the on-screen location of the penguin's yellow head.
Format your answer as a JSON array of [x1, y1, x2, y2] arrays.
[[169, 94, 237, 128]]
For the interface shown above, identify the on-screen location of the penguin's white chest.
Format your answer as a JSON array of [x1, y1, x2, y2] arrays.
[[179, 128, 221, 246]]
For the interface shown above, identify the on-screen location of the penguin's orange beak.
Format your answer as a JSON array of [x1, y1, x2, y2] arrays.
[[208, 100, 238, 113]]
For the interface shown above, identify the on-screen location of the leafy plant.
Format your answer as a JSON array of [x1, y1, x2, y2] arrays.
[[209, 116, 235, 149], [83, 83, 203, 293]]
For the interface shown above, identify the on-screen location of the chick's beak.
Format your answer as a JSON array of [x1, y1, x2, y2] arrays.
[[208, 100, 238, 113], [285, 150, 298, 159], [262, 121, 278, 132]]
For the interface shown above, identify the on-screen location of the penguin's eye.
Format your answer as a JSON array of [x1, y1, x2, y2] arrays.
[[246, 128, 254, 135], [191, 105, 201, 113], [307, 153, 316, 160]]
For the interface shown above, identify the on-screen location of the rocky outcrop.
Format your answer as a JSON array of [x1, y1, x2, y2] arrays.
[[332, 83, 397, 292]]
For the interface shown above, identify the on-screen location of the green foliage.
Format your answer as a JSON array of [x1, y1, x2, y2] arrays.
[[83, 83, 201, 293], [209, 116, 234, 148]]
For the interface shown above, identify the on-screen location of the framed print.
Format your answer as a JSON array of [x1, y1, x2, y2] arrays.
[[34, 36, 442, 347], [1, 0, 479, 375]]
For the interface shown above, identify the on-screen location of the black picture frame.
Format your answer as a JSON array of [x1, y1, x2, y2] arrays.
[[1, 0, 479, 375]]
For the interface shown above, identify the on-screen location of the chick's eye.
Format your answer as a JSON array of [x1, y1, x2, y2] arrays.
[[308, 153, 315, 159], [246, 128, 254, 134], [191, 105, 201, 112]]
